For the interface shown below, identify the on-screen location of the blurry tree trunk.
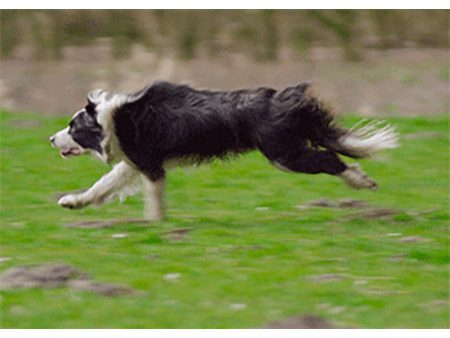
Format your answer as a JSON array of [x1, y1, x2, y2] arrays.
[[176, 11, 198, 59], [310, 10, 361, 61], [0, 11, 21, 58], [261, 10, 279, 61], [49, 11, 63, 59]]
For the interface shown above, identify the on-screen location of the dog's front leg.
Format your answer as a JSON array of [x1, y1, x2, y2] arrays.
[[58, 161, 139, 209]]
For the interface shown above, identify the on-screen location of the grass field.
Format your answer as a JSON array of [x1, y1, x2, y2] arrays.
[[0, 110, 448, 328]]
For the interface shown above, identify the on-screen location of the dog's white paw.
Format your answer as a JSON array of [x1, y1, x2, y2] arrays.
[[339, 163, 378, 190], [58, 194, 86, 209]]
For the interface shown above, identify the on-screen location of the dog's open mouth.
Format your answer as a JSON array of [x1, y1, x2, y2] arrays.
[[60, 148, 82, 158]]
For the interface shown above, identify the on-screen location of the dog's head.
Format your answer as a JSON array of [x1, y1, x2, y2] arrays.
[[50, 89, 113, 161]]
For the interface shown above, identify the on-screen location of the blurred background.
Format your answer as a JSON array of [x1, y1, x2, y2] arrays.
[[1, 10, 449, 329], [0, 9, 448, 116]]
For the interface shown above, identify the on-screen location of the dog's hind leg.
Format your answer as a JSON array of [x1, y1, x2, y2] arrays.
[[271, 148, 378, 190], [58, 161, 140, 209], [141, 175, 165, 221], [139, 166, 166, 221]]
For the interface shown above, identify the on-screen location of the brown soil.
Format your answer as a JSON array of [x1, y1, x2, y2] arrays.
[[162, 227, 193, 242], [301, 198, 368, 209], [299, 198, 404, 221], [354, 208, 400, 220], [0, 263, 136, 297], [265, 314, 336, 329]]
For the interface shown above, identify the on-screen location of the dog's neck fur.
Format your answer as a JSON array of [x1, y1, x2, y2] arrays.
[[90, 90, 130, 164]]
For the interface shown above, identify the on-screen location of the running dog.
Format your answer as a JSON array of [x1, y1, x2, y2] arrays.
[[50, 81, 398, 220]]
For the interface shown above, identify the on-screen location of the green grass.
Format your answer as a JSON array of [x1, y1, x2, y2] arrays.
[[0, 110, 448, 328]]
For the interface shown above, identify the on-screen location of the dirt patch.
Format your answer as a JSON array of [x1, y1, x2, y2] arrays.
[[298, 198, 404, 221], [398, 236, 430, 243], [162, 227, 193, 242], [337, 199, 368, 209], [0, 263, 136, 297], [265, 314, 336, 329], [421, 300, 448, 311], [64, 218, 151, 228], [300, 198, 368, 209], [67, 279, 133, 297], [307, 199, 335, 208], [0, 264, 80, 289], [307, 274, 345, 283], [230, 245, 266, 252], [354, 208, 400, 220], [146, 254, 160, 261], [388, 254, 407, 262]]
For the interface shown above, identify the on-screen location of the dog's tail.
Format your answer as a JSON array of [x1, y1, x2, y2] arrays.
[[271, 82, 399, 158], [323, 119, 399, 158]]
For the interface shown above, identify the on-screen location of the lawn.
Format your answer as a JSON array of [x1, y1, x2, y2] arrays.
[[0, 110, 448, 328]]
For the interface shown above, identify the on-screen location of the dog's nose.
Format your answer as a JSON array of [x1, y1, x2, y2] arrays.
[[49, 136, 55, 144]]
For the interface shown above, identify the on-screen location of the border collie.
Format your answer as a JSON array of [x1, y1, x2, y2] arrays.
[[50, 81, 398, 221]]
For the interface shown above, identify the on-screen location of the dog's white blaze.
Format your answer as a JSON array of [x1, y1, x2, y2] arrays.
[[338, 121, 399, 158], [88, 90, 130, 163], [52, 127, 83, 151]]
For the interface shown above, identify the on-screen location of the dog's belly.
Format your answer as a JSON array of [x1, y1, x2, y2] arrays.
[[163, 158, 199, 170]]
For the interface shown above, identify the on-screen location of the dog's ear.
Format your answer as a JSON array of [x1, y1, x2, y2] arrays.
[[87, 89, 107, 106]]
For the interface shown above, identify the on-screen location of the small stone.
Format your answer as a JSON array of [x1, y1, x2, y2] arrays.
[[328, 306, 346, 314], [255, 207, 270, 211], [164, 273, 180, 281], [399, 236, 429, 243], [386, 233, 402, 237], [0, 257, 11, 263], [307, 274, 344, 282], [111, 233, 128, 239], [354, 280, 368, 285], [230, 303, 246, 310], [316, 303, 331, 310]]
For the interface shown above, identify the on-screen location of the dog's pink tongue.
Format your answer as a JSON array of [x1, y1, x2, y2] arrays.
[[60, 148, 81, 157]]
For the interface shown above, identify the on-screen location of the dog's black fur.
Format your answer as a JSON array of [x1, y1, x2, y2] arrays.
[[112, 81, 349, 182]]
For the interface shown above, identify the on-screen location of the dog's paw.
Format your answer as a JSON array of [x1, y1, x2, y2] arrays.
[[339, 163, 378, 191], [58, 194, 86, 209]]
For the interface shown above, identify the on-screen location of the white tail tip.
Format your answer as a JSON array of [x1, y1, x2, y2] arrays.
[[338, 120, 399, 158]]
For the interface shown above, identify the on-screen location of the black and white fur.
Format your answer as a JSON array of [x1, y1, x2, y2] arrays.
[[50, 81, 398, 221]]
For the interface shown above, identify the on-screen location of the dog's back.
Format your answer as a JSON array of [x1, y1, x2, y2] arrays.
[[113, 81, 278, 163]]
